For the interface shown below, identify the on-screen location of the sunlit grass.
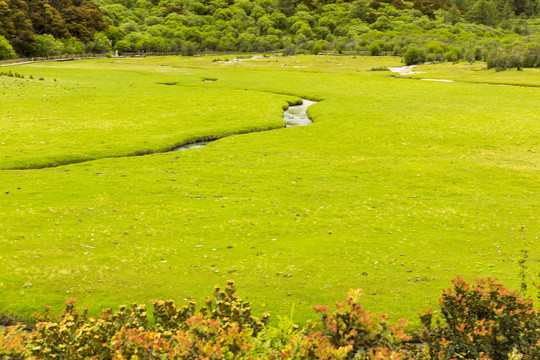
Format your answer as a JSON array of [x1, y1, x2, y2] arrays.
[[0, 56, 538, 325], [400, 61, 540, 86]]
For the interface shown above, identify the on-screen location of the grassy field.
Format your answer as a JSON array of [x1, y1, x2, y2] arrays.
[[395, 62, 540, 86], [0, 55, 538, 326]]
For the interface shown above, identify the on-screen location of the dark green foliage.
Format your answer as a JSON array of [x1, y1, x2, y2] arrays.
[[444, 47, 461, 62], [0, 0, 538, 68], [442, 5, 462, 24], [412, 0, 450, 18], [0, 0, 107, 56], [485, 43, 540, 70], [89, 0, 538, 68], [403, 45, 426, 65], [369, 40, 385, 55], [350, 0, 372, 21], [0, 70, 24, 78], [466, 0, 499, 26], [523, 42, 540, 67], [419, 276, 540, 360], [487, 43, 540, 69]]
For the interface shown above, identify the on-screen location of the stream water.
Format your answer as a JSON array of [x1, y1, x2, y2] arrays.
[[171, 99, 315, 151], [283, 99, 316, 127]]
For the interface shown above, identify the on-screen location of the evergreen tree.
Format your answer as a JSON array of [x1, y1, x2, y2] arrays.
[[443, 5, 462, 24], [524, 0, 538, 15], [466, 0, 498, 26]]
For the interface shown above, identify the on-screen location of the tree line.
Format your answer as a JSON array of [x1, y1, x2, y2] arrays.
[[0, 0, 107, 56], [0, 0, 539, 68]]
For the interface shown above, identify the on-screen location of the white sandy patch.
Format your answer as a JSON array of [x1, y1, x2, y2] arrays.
[[389, 65, 422, 75], [421, 78, 454, 82]]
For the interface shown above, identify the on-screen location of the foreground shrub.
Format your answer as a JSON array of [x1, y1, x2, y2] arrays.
[[1, 277, 538, 359], [281, 289, 412, 360], [0, 325, 30, 359], [24, 280, 267, 359], [248, 314, 301, 358], [202, 280, 270, 337], [418, 276, 540, 360], [109, 317, 253, 359], [152, 279, 270, 333]]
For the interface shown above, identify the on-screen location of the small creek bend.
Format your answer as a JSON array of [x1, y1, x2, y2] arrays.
[[171, 99, 316, 151], [9, 99, 317, 170]]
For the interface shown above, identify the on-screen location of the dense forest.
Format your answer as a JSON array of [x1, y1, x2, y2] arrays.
[[0, 0, 107, 55], [0, 0, 539, 67]]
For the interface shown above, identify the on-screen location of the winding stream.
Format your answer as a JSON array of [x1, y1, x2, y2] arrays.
[[171, 99, 315, 151]]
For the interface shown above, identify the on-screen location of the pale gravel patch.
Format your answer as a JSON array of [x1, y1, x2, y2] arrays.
[[421, 79, 455, 82], [388, 65, 423, 75]]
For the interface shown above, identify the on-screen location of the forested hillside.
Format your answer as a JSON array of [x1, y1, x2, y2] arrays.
[[0, 0, 539, 66], [0, 0, 107, 55]]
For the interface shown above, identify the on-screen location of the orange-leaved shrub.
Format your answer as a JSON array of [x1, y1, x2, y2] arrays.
[[7, 280, 267, 359], [0, 324, 29, 359], [272, 289, 412, 360], [1, 277, 539, 359], [418, 276, 540, 360]]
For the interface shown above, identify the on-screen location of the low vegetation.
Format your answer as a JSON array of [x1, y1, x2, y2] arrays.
[[1, 277, 538, 359]]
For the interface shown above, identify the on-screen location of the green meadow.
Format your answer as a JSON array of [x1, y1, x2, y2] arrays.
[[0, 55, 538, 325]]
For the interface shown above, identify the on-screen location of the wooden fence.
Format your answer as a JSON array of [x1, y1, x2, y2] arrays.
[[0, 54, 109, 66], [0, 50, 395, 66]]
